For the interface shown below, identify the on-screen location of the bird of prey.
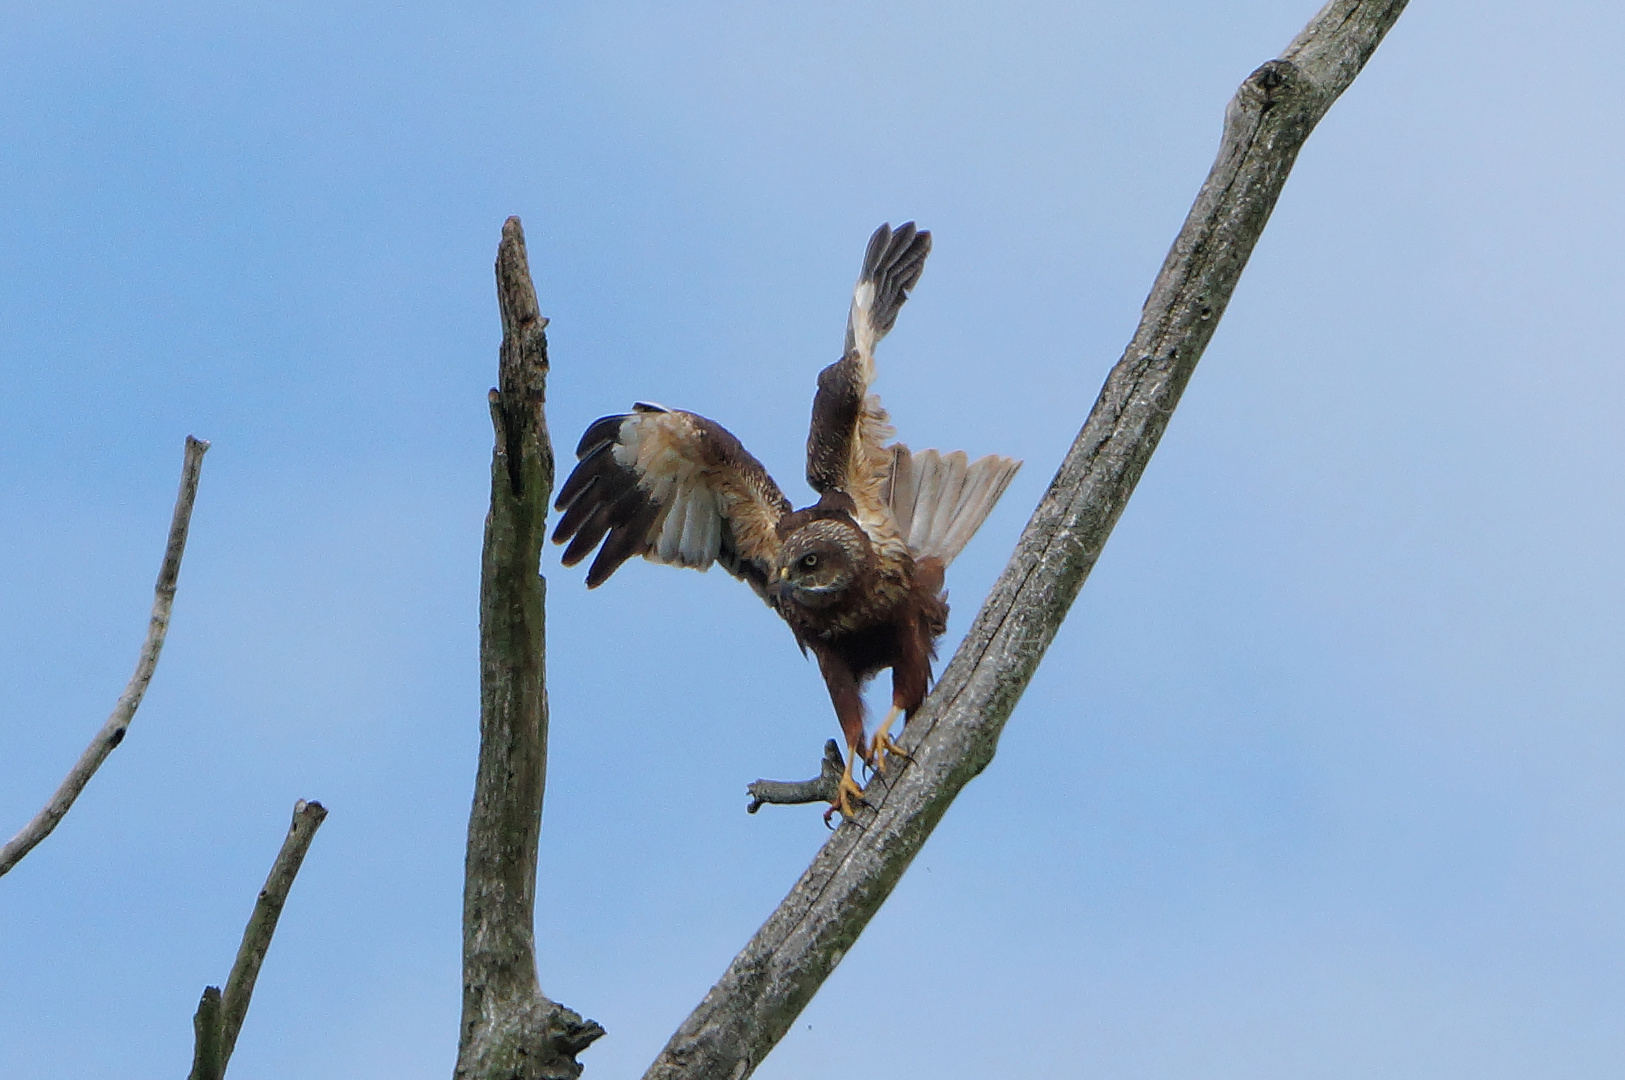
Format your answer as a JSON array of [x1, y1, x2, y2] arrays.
[[552, 223, 1020, 818]]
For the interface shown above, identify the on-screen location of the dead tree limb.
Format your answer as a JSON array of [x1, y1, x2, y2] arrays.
[[746, 741, 846, 815], [1, 434, 209, 879], [187, 987, 224, 1080], [219, 798, 328, 1063], [644, 3, 1410, 1078], [188, 799, 327, 1080], [455, 217, 603, 1080]]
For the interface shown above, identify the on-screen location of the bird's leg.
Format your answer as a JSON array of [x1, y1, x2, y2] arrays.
[[813, 648, 871, 823], [881, 618, 932, 774], [824, 741, 868, 825], [870, 705, 911, 773]]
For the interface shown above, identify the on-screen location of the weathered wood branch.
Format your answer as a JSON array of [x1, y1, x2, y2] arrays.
[[746, 741, 846, 814], [455, 217, 603, 1080], [1, 434, 209, 879], [187, 987, 224, 1080], [643, 3, 1410, 1078], [220, 799, 328, 1063], [188, 799, 327, 1080]]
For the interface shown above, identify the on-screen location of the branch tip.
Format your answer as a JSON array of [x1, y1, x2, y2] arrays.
[[188, 986, 224, 1080], [217, 798, 329, 1068], [0, 435, 209, 878]]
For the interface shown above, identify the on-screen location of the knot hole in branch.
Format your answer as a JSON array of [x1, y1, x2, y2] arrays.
[[1243, 58, 1301, 110]]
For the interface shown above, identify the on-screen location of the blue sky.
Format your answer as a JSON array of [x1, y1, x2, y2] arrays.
[[2, 2, 1623, 1077]]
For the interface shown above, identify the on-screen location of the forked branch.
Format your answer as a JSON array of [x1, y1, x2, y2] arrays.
[[746, 741, 846, 814], [188, 799, 328, 1080], [644, 3, 1411, 1078], [1, 434, 209, 879]]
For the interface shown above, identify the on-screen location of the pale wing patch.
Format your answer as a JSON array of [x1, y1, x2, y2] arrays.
[[655, 484, 723, 567], [881, 444, 918, 545], [615, 413, 726, 570], [847, 280, 879, 381], [848, 395, 898, 522], [894, 447, 1022, 565]]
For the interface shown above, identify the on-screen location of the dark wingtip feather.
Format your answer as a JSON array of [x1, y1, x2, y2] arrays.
[[554, 441, 613, 513], [859, 222, 932, 340], [575, 414, 629, 459], [861, 223, 893, 280], [585, 497, 662, 588], [560, 499, 616, 566], [551, 475, 601, 545]]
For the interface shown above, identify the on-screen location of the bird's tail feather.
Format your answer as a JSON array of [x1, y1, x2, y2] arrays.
[[883, 445, 1021, 565]]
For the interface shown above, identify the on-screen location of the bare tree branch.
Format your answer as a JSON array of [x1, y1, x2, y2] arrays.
[[188, 799, 327, 1080], [746, 741, 845, 815], [220, 798, 328, 1064], [187, 987, 224, 1080], [455, 217, 603, 1080], [1, 434, 209, 879], [644, 3, 1410, 1078]]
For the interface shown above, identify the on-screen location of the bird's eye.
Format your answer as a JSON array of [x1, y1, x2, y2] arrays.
[[800, 553, 819, 570]]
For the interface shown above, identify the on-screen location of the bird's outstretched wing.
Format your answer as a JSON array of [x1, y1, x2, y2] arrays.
[[553, 404, 791, 592], [805, 222, 931, 541]]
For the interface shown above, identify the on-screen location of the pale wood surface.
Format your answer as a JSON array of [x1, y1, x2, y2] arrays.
[[0, 434, 209, 878]]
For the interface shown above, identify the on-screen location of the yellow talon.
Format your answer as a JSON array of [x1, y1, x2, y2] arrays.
[[869, 706, 911, 774], [826, 741, 869, 824]]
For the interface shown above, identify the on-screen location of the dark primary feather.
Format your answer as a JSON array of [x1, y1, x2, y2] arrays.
[[559, 475, 634, 568], [575, 413, 629, 458], [587, 493, 662, 587], [843, 222, 932, 356], [554, 442, 614, 518]]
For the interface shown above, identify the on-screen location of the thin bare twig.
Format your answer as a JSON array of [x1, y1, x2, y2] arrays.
[[455, 217, 602, 1080], [0, 434, 209, 879], [644, 3, 1410, 1078], [220, 798, 328, 1063], [187, 799, 327, 1079]]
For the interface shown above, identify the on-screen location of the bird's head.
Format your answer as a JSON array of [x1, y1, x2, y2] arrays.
[[775, 519, 868, 611]]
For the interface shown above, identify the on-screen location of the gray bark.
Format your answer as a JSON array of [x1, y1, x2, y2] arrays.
[[1, 434, 209, 879], [455, 217, 603, 1080], [746, 741, 846, 815], [187, 987, 223, 1080], [220, 799, 328, 1064], [643, 3, 1410, 1078], [188, 799, 327, 1079]]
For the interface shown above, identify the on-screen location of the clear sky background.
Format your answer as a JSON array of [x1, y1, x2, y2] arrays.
[[2, 2, 1622, 1077]]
